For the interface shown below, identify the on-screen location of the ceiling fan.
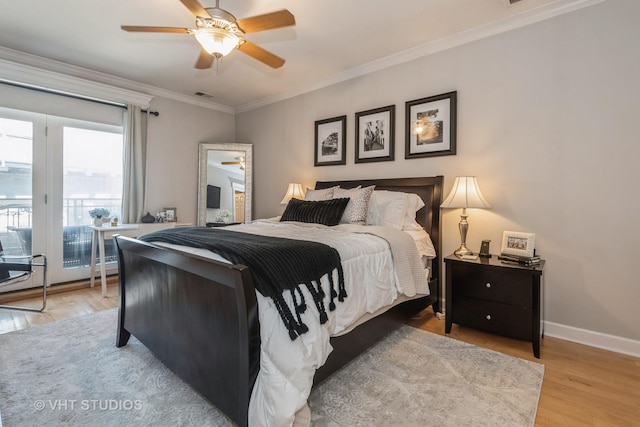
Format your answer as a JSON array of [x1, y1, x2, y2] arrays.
[[222, 156, 245, 170], [121, 0, 295, 69]]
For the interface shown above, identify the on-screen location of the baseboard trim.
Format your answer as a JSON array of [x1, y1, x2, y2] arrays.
[[0, 276, 118, 304], [544, 321, 640, 358]]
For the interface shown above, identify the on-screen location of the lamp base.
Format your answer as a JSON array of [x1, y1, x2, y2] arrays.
[[454, 245, 473, 257], [454, 209, 473, 257]]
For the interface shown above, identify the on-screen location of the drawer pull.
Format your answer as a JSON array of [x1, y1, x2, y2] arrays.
[[485, 314, 492, 321], [485, 283, 491, 288]]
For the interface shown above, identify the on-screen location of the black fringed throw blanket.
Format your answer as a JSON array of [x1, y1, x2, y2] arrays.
[[139, 227, 346, 340]]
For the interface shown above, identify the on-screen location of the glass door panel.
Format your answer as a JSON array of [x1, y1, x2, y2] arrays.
[[0, 111, 46, 291], [51, 122, 123, 283]]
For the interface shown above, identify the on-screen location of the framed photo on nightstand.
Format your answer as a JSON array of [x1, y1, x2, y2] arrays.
[[501, 231, 535, 258]]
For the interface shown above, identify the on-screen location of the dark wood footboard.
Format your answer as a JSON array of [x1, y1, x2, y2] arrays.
[[115, 236, 260, 427], [116, 236, 436, 425]]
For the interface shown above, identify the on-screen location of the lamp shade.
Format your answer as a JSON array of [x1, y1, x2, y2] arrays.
[[441, 176, 491, 209], [280, 183, 305, 204], [195, 28, 239, 57]]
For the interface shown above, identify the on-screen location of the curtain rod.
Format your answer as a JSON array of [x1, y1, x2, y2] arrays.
[[0, 80, 127, 108], [1, 80, 159, 116]]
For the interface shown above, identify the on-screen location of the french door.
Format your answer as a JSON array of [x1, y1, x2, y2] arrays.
[[0, 106, 123, 289]]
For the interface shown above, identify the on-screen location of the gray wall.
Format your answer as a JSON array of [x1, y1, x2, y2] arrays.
[[144, 96, 235, 223], [236, 0, 640, 349]]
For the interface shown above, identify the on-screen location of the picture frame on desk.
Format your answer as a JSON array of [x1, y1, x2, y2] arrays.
[[501, 231, 535, 258], [163, 207, 177, 222]]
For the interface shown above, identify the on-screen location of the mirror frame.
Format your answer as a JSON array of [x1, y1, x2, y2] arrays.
[[197, 142, 253, 226]]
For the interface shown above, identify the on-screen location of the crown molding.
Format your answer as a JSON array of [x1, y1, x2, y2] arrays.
[[0, 0, 605, 115], [235, 0, 606, 114], [0, 56, 153, 108], [0, 46, 234, 114]]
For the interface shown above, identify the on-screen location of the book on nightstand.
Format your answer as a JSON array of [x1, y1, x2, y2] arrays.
[[498, 254, 541, 266]]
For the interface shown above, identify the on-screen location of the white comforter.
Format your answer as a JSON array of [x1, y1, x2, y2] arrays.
[[153, 220, 430, 426]]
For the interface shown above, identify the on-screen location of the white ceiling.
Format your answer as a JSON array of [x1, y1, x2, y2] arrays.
[[0, 0, 598, 112]]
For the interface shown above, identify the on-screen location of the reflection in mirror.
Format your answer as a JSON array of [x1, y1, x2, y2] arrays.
[[198, 143, 252, 226]]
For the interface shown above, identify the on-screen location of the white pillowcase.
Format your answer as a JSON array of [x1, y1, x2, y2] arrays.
[[366, 190, 408, 230], [333, 185, 375, 225], [402, 193, 426, 231], [365, 190, 426, 231], [304, 186, 337, 201]]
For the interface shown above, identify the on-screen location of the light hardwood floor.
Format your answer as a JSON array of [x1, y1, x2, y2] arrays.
[[1, 283, 639, 426]]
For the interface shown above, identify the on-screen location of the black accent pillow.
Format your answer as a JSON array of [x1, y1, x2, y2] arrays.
[[280, 198, 350, 226]]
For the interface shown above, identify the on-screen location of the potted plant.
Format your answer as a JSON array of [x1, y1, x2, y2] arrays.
[[89, 208, 111, 226]]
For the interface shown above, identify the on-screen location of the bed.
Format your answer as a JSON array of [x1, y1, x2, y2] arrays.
[[114, 176, 443, 426]]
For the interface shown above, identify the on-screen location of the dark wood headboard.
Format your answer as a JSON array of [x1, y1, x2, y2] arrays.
[[315, 176, 444, 306], [315, 176, 443, 250]]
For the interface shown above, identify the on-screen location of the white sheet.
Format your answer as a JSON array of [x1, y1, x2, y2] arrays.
[[151, 220, 430, 427]]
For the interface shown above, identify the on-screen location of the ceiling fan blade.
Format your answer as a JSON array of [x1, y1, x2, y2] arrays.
[[180, 0, 210, 17], [237, 10, 295, 34], [195, 48, 214, 69], [221, 161, 241, 165], [121, 25, 190, 33], [237, 40, 285, 69]]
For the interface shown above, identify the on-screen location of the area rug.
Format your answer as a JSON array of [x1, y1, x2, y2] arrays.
[[0, 309, 544, 426]]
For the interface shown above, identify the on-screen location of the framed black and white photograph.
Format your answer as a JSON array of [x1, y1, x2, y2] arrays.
[[501, 231, 536, 258], [163, 207, 177, 222], [405, 91, 457, 159], [314, 115, 346, 166], [355, 105, 395, 163]]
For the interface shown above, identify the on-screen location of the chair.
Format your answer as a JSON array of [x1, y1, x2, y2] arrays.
[[0, 240, 47, 312]]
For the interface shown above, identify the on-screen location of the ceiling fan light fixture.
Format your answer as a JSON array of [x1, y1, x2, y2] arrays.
[[195, 28, 239, 57]]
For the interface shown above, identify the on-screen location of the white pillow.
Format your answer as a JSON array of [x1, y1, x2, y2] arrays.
[[305, 186, 337, 201], [402, 193, 426, 231], [404, 229, 437, 259], [366, 190, 409, 230], [333, 185, 375, 225]]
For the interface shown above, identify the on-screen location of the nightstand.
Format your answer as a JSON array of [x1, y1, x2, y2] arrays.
[[444, 254, 545, 358]]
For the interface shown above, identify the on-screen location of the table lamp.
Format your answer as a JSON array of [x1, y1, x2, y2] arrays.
[[280, 183, 305, 204], [440, 176, 491, 256]]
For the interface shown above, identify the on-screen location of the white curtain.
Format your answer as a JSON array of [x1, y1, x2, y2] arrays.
[[122, 105, 148, 224]]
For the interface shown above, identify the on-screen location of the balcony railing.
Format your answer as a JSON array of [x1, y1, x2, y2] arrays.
[[1, 197, 122, 268]]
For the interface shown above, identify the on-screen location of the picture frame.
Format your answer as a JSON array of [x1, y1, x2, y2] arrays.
[[314, 115, 346, 166], [163, 207, 177, 222], [501, 231, 536, 258], [355, 105, 395, 163], [405, 91, 457, 159]]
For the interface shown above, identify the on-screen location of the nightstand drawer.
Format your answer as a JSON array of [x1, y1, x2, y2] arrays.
[[451, 263, 532, 307], [452, 298, 532, 340]]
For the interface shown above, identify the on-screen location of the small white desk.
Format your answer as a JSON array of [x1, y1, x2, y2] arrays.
[[89, 222, 193, 296], [89, 224, 138, 297]]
